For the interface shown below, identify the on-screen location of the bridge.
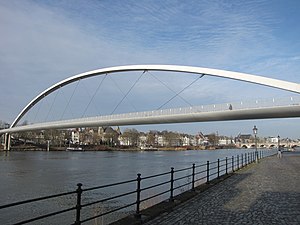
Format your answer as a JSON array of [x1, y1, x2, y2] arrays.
[[1, 97, 300, 134], [1, 65, 300, 150], [237, 141, 299, 149]]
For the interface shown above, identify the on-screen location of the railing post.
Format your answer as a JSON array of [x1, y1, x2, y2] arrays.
[[248, 152, 250, 164], [217, 159, 220, 178], [245, 153, 247, 165], [74, 183, 82, 225], [260, 151, 262, 159], [241, 154, 243, 167], [260, 150, 263, 159], [260, 151, 261, 159], [225, 157, 228, 174], [232, 156, 234, 172], [135, 173, 141, 218], [206, 161, 210, 184], [192, 164, 195, 191], [170, 167, 174, 201], [237, 155, 239, 170]]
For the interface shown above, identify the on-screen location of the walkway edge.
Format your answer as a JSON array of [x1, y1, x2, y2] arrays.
[[111, 173, 234, 225]]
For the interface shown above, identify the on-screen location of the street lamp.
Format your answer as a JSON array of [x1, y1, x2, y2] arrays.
[[253, 125, 258, 163]]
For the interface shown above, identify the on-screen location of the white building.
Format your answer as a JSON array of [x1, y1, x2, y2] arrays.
[[138, 135, 147, 147], [155, 134, 166, 146], [118, 136, 132, 146], [182, 136, 190, 146], [71, 130, 80, 144], [218, 137, 234, 146], [267, 136, 279, 143]]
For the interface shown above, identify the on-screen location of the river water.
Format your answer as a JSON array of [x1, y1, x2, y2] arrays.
[[0, 149, 276, 224]]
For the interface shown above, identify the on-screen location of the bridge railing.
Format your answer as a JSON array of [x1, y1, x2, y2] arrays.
[[7, 96, 299, 131], [58, 95, 300, 124], [0, 150, 277, 225], [128, 95, 300, 117]]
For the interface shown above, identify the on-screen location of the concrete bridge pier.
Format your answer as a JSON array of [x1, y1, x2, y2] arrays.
[[4, 133, 11, 151]]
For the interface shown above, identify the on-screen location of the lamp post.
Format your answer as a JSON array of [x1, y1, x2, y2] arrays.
[[253, 125, 258, 163]]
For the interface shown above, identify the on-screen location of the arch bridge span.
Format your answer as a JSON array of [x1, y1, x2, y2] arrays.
[[3, 65, 300, 150], [10, 65, 300, 129]]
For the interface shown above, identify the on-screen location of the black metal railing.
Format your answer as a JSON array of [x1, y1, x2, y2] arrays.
[[0, 150, 276, 225]]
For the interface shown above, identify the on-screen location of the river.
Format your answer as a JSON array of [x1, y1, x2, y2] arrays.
[[0, 149, 276, 224]]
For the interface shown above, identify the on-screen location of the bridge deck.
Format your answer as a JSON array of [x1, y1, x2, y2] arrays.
[[2, 104, 300, 135], [145, 151, 300, 225]]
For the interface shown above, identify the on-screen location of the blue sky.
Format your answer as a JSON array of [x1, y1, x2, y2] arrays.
[[0, 0, 300, 138]]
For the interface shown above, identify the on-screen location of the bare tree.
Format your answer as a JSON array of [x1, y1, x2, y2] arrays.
[[146, 132, 156, 146], [121, 128, 139, 146], [163, 131, 181, 146]]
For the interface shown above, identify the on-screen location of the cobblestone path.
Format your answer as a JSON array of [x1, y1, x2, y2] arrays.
[[145, 151, 300, 225]]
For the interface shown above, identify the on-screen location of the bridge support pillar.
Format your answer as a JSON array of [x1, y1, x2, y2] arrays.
[[4, 133, 11, 151]]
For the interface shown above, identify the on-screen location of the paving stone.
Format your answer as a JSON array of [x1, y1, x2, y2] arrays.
[[144, 151, 300, 225]]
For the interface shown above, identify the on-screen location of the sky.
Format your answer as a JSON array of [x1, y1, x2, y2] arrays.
[[0, 0, 300, 138]]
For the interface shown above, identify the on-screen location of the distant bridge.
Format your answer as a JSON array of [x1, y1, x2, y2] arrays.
[[2, 65, 300, 150], [239, 142, 300, 149]]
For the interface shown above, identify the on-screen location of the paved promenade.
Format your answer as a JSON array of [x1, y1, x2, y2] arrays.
[[145, 151, 300, 225]]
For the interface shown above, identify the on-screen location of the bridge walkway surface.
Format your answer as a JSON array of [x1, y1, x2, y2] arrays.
[[144, 151, 300, 225]]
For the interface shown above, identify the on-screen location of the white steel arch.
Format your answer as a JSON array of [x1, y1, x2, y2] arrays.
[[10, 65, 300, 128]]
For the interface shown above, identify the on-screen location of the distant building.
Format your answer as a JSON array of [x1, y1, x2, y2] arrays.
[[182, 136, 190, 146], [119, 136, 132, 146], [82, 128, 95, 145], [71, 129, 80, 144], [218, 136, 234, 146], [169, 138, 181, 147], [155, 134, 166, 146], [181, 135, 197, 146], [195, 132, 210, 145], [238, 134, 252, 142], [98, 126, 120, 145], [138, 134, 147, 147], [267, 136, 279, 143], [234, 134, 252, 148]]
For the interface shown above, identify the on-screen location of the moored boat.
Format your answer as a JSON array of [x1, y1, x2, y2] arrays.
[[140, 145, 158, 151], [66, 147, 84, 151]]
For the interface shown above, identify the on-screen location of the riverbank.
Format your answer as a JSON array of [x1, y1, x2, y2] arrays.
[[136, 151, 300, 225], [4, 144, 239, 151]]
